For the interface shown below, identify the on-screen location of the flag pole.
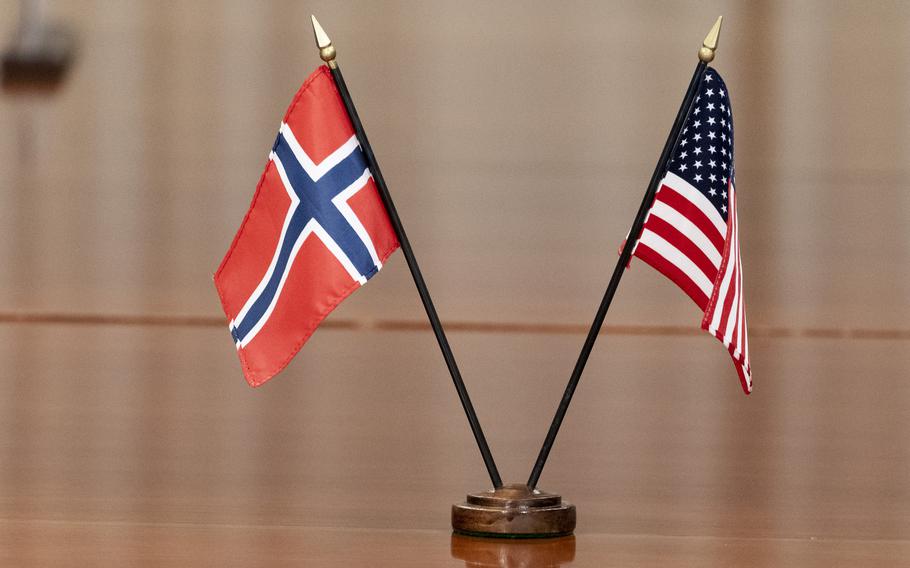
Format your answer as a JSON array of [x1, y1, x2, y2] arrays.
[[311, 16, 503, 489], [526, 17, 723, 489]]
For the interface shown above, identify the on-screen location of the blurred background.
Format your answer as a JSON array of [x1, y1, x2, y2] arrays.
[[0, 1, 907, 565]]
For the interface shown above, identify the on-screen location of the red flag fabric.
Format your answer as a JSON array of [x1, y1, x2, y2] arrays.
[[215, 66, 398, 386]]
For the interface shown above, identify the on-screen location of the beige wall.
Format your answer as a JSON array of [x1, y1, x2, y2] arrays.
[[1, 1, 907, 328]]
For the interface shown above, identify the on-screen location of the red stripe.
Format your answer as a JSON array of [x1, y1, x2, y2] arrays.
[[655, 184, 725, 251], [704, 184, 736, 333], [714, 261, 738, 342], [734, 359, 751, 395], [734, 254, 745, 356], [728, 247, 742, 349], [642, 215, 719, 283], [634, 243, 709, 309]]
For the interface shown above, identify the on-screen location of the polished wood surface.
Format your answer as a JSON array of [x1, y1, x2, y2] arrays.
[[1, 1, 908, 565]]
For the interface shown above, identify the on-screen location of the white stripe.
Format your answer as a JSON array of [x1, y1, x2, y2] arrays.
[[732, 194, 747, 359], [311, 223, 368, 286], [734, 266, 744, 358], [661, 172, 727, 237], [709, 242, 735, 335], [722, 207, 740, 345], [733, 218, 745, 356], [639, 229, 713, 297], [649, 201, 722, 267], [708, 183, 736, 335], [233, 151, 301, 327], [331, 168, 383, 271], [280, 125, 360, 181]]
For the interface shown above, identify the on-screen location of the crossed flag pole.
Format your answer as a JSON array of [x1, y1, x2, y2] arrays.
[[308, 16, 735, 491]]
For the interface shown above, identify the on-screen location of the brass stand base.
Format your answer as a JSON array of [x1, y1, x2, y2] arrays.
[[451, 483, 576, 538]]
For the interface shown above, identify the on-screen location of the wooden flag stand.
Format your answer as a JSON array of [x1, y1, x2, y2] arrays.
[[451, 483, 575, 538], [309, 16, 721, 539]]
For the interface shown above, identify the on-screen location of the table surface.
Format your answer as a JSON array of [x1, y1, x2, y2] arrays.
[[1, 1, 908, 566]]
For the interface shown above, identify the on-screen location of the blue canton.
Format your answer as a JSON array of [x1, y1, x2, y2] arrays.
[[670, 68, 734, 221]]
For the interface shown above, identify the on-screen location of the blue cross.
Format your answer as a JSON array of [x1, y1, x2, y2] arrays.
[[231, 132, 379, 345]]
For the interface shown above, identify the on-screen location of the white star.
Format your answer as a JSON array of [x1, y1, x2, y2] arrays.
[[722, 190, 728, 198], [694, 160, 703, 169], [708, 145, 717, 154], [722, 205, 727, 213], [693, 120, 701, 128], [683, 127, 688, 134], [721, 118, 726, 127], [707, 131, 716, 140], [707, 102, 715, 111], [679, 163, 688, 172], [679, 151, 688, 159], [680, 138, 688, 147], [709, 160, 717, 168], [694, 107, 702, 115], [706, 88, 715, 97], [709, 174, 717, 182], [694, 174, 703, 182], [693, 133, 702, 141], [722, 162, 727, 169], [708, 188, 717, 196], [719, 88, 725, 97], [707, 117, 716, 125], [721, 133, 727, 141], [705, 74, 713, 83]]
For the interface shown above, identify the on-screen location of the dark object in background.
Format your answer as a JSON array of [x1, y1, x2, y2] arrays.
[[2, 0, 75, 92]]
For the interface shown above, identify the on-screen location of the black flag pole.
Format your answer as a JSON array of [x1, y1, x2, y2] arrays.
[[311, 16, 503, 489], [526, 17, 724, 489]]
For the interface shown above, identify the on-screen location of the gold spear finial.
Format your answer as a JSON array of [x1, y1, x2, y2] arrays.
[[698, 16, 723, 63], [311, 15, 337, 69]]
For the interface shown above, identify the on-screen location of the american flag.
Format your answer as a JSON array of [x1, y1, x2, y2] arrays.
[[632, 68, 752, 393]]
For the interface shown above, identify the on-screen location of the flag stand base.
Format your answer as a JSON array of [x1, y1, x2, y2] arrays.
[[451, 483, 575, 538]]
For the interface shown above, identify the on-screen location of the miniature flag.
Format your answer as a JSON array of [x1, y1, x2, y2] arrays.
[[215, 66, 399, 387], [631, 68, 752, 393]]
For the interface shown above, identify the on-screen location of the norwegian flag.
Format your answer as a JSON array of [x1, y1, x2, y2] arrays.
[[215, 66, 399, 386], [632, 68, 752, 393]]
